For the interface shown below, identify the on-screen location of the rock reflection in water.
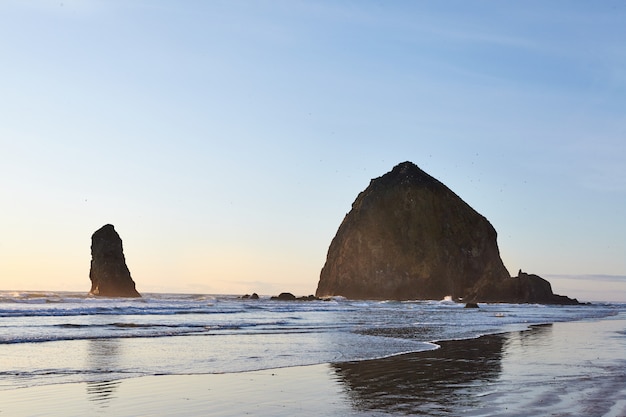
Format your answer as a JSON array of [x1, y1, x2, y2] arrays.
[[333, 333, 505, 415], [86, 339, 122, 405], [86, 380, 121, 405]]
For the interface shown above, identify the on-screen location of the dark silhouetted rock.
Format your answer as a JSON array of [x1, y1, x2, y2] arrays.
[[316, 162, 579, 304], [464, 302, 480, 308], [89, 224, 140, 297], [316, 162, 510, 301], [271, 292, 297, 300], [241, 293, 260, 300], [299, 294, 320, 301], [270, 293, 320, 301], [468, 270, 580, 304]]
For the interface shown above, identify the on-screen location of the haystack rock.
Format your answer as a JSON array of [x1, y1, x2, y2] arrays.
[[316, 162, 579, 304], [89, 224, 141, 297]]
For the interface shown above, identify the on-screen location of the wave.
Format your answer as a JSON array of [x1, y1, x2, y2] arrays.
[[0, 292, 621, 347], [0, 294, 623, 393]]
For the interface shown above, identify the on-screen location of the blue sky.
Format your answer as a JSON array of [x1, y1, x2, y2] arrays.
[[1, 1, 625, 301]]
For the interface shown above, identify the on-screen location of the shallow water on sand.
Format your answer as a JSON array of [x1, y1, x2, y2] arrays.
[[334, 314, 626, 416], [1, 291, 621, 390], [0, 314, 624, 416]]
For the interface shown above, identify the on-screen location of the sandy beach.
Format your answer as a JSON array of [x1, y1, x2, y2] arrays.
[[2, 313, 624, 417]]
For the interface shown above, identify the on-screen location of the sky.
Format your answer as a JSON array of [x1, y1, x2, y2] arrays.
[[1, 1, 625, 301]]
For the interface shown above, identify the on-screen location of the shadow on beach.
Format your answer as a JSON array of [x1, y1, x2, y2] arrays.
[[332, 332, 506, 415]]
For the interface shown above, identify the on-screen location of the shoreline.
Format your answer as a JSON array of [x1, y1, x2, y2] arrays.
[[1, 313, 624, 416]]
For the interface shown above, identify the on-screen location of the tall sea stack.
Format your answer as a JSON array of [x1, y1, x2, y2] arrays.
[[316, 162, 578, 304], [89, 224, 141, 297]]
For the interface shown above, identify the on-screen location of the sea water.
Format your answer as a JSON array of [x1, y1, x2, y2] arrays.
[[0, 291, 622, 390]]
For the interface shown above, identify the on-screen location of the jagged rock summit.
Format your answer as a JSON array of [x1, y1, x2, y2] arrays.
[[89, 224, 141, 297], [316, 162, 578, 304]]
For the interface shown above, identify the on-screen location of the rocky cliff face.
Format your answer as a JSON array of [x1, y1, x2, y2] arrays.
[[316, 162, 578, 304], [89, 224, 141, 297]]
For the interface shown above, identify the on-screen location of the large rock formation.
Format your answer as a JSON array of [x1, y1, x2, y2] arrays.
[[316, 162, 578, 304], [89, 224, 141, 297]]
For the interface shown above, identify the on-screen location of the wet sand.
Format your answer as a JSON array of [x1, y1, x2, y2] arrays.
[[1, 314, 624, 417]]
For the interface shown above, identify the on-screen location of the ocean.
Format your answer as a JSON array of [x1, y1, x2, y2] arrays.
[[1, 290, 623, 393]]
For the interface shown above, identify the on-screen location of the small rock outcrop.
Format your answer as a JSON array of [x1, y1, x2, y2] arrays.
[[241, 293, 260, 300], [316, 161, 579, 304], [89, 224, 141, 297], [271, 292, 297, 301], [468, 270, 579, 304], [270, 293, 320, 301]]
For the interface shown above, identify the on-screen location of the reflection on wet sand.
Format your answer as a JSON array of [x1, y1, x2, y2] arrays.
[[506, 323, 553, 350], [333, 333, 505, 415], [85, 339, 122, 405], [86, 380, 121, 405]]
